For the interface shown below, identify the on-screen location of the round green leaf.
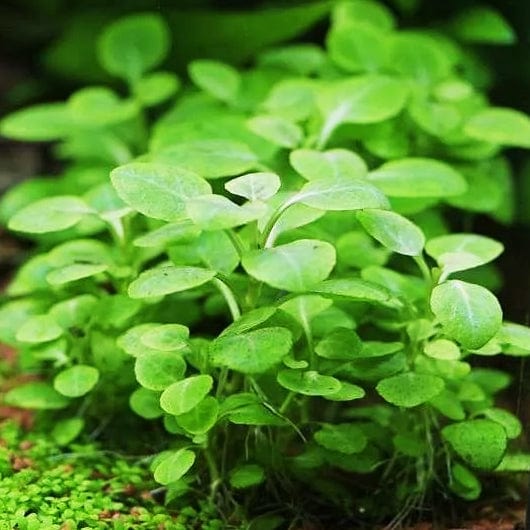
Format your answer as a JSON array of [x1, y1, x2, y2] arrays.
[[242, 239, 336, 292], [110, 163, 211, 222], [315, 328, 362, 360], [356, 209, 425, 256], [424, 339, 461, 360], [450, 463, 481, 501], [135, 351, 186, 391], [332, 0, 395, 31], [376, 372, 444, 407], [451, 7, 516, 45], [98, 13, 170, 82], [153, 449, 195, 485], [277, 369, 341, 396], [8, 196, 93, 234], [262, 78, 316, 121], [176, 396, 219, 435], [160, 375, 213, 416], [54, 365, 100, 398], [280, 294, 332, 326], [247, 115, 303, 148], [314, 423, 367, 454], [189, 60, 241, 103], [51, 417, 85, 446], [220, 307, 277, 337], [128, 266, 216, 299], [225, 172, 281, 201], [290, 148, 367, 181], [133, 221, 200, 248], [229, 464, 265, 489], [430, 280, 502, 349], [16, 314, 63, 344], [5, 382, 70, 410], [210, 327, 292, 374], [442, 419, 507, 470], [323, 381, 365, 401], [140, 324, 189, 351], [368, 158, 467, 198], [133, 71, 180, 107], [480, 408, 522, 439], [117, 323, 161, 357], [130, 388, 163, 419]]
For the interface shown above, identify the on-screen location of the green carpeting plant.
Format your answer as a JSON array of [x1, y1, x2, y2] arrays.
[[2, 2, 530, 525]]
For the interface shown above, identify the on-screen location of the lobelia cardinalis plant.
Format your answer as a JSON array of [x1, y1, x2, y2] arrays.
[[2, 2, 530, 526]]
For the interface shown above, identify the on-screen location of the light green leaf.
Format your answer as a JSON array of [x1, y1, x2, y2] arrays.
[[8, 196, 93, 234], [323, 381, 365, 401], [229, 464, 265, 489], [133, 221, 200, 248], [280, 295, 332, 327], [277, 369, 341, 396], [262, 79, 315, 122], [46, 263, 108, 285], [176, 396, 219, 435], [210, 327, 292, 374], [429, 389, 465, 420], [464, 108, 530, 148], [247, 115, 303, 148], [228, 404, 286, 426], [424, 339, 461, 360], [130, 388, 164, 419], [135, 351, 186, 391], [497, 322, 530, 354], [480, 408, 522, 439], [314, 423, 367, 454], [153, 140, 257, 179], [54, 365, 100, 397], [110, 163, 211, 222], [356, 209, 425, 256], [128, 266, 216, 299], [16, 314, 63, 344], [0, 102, 73, 141], [52, 418, 85, 446], [220, 307, 277, 337], [332, 0, 395, 31], [5, 382, 69, 410], [315, 328, 362, 360], [430, 280, 502, 349], [140, 324, 189, 351], [294, 178, 389, 211], [186, 194, 266, 230], [189, 60, 241, 103], [153, 449, 195, 485], [133, 71, 180, 107], [451, 7, 515, 45], [312, 278, 392, 304], [160, 375, 213, 416], [368, 158, 467, 198], [495, 454, 530, 472], [98, 13, 170, 81], [225, 172, 281, 201], [118, 323, 161, 357], [450, 463, 481, 501], [258, 43, 326, 75], [290, 148, 367, 181], [376, 372, 444, 407], [242, 239, 336, 292], [442, 419, 507, 470], [192, 230, 240, 274]]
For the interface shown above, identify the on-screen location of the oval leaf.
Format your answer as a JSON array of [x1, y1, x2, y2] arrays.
[[277, 369, 341, 396], [376, 372, 444, 407], [135, 351, 187, 391], [160, 375, 213, 416], [54, 365, 100, 398], [153, 449, 195, 485], [225, 172, 281, 201], [314, 423, 367, 454]]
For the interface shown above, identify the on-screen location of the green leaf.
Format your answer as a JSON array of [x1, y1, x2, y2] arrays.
[[277, 369, 341, 396], [153, 140, 258, 179], [0, 102, 72, 141], [228, 404, 286, 426], [424, 339, 461, 360], [429, 389, 465, 420], [368, 158, 467, 198], [280, 295, 332, 327], [464, 108, 530, 148], [8, 196, 93, 234], [312, 278, 392, 304], [176, 396, 219, 435], [118, 323, 161, 357], [332, 0, 396, 31], [327, 22, 388, 74], [52, 418, 85, 446], [430, 280, 502, 349], [191, 231, 240, 274], [225, 172, 281, 201], [128, 266, 216, 299], [495, 454, 530, 472], [294, 178, 389, 211], [323, 381, 365, 401], [133, 71, 180, 107], [159, 375, 213, 416], [290, 148, 367, 181], [153, 449, 195, 485], [220, 307, 278, 337], [258, 43, 326, 75], [426, 233, 503, 278], [135, 351, 187, 391], [314, 423, 367, 454], [189, 60, 241, 103], [442, 419, 507, 470], [376, 372, 444, 407], [229, 464, 265, 489], [356, 209, 425, 256], [46, 263, 108, 286], [186, 194, 266, 230], [5, 382, 70, 410], [451, 7, 515, 45], [130, 388, 163, 419], [110, 163, 211, 222], [450, 463, 481, 501], [247, 115, 303, 149], [242, 239, 336, 292], [497, 322, 530, 354], [16, 314, 63, 344], [140, 324, 189, 351], [480, 408, 522, 439], [317, 75, 408, 144], [211, 327, 292, 374], [315, 328, 362, 360], [262, 79, 316, 122], [98, 13, 170, 82], [54, 365, 100, 398], [133, 221, 200, 248]]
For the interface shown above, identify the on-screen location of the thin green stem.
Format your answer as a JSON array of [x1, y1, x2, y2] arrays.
[[260, 197, 297, 248], [413, 254, 432, 289], [279, 391, 295, 415], [212, 278, 241, 321], [225, 229, 246, 257], [204, 446, 221, 501]]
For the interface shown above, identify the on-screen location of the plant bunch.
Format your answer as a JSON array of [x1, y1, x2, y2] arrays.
[[2, 1, 530, 524]]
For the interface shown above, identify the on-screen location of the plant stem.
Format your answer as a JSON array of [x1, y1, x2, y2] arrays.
[[260, 197, 297, 248], [204, 446, 221, 501], [225, 229, 246, 257], [279, 391, 295, 414], [413, 254, 432, 288], [212, 278, 241, 321]]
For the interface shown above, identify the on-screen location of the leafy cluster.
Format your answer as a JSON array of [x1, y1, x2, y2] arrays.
[[2, 1, 530, 525]]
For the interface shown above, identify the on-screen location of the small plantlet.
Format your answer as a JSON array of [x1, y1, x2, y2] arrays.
[[1, 2, 530, 526]]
